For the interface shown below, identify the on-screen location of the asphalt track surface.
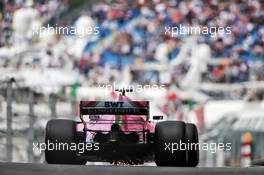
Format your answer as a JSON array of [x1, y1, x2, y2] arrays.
[[0, 162, 263, 175]]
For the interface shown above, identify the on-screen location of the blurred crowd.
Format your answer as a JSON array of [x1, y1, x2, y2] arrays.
[[104, 0, 264, 59], [82, 0, 264, 84], [0, 0, 67, 46], [0, 0, 264, 85], [205, 60, 250, 83]]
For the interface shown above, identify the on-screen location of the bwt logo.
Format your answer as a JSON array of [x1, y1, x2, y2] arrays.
[[104, 102, 124, 108]]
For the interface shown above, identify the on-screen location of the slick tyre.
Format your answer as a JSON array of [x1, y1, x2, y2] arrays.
[[45, 119, 86, 165], [186, 123, 199, 166], [155, 121, 187, 166]]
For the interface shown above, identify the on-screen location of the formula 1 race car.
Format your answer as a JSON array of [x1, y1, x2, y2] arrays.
[[45, 89, 199, 166]]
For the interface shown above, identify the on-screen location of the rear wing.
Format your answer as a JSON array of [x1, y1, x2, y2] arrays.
[[80, 101, 149, 116]]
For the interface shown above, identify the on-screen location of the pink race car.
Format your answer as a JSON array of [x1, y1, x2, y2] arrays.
[[45, 89, 199, 166]]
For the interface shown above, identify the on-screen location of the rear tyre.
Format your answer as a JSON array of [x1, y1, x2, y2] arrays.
[[155, 121, 187, 166], [45, 119, 86, 165], [186, 123, 199, 166]]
